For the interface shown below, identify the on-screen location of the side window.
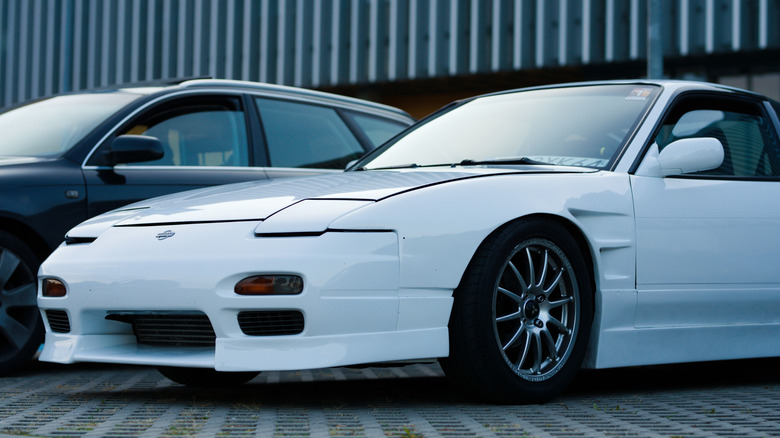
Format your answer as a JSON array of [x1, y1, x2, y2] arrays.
[[120, 97, 249, 167], [345, 112, 408, 147], [255, 98, 365, 169], [654, 97, 780, 177]]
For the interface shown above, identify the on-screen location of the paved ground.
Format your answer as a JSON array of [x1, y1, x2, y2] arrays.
[[0, 358, 779, 437]]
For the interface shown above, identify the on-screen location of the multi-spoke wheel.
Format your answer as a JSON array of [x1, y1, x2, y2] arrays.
[[494, 237, 579, 380], [443, 220, 592, 403], [0, 231, 44, 376], [158, 367, 259, 386]]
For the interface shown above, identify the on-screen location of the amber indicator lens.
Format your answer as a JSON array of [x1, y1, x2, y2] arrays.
[[235, 275, 303, 295], [42, 278, 67, 297]]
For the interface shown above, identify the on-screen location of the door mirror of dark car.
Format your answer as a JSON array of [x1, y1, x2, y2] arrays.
[[106, 135, 165, 165], [635, 137, 724, 177]]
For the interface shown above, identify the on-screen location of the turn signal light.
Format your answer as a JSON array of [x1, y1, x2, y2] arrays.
[[235, 275, 303, 295], [42, 278, 67, 297]]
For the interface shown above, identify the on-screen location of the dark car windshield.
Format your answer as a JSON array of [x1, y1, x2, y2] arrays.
[[0, 92, 142, 157], [360, 84, 660, 170]]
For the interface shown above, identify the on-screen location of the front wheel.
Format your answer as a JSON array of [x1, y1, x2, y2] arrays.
[[158, 367, 259, 387], [443, 220, 593, 403], [0, 231, 44, 376]]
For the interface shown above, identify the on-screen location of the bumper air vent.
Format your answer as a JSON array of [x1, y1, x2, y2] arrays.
[[238, 310, 304, 336], [45, 310, 71, 333], [107, 312, 216, 347]]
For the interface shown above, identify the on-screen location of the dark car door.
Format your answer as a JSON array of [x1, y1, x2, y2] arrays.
[[82, 94, 270, 216]]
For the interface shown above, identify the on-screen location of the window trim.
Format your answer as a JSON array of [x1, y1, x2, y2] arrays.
[[82, 90, 252, 169], [253, 96, 367, 170], [632, 91, 780, 180]]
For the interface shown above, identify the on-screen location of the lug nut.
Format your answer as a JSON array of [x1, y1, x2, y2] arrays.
[[534, 319, 544, 328]]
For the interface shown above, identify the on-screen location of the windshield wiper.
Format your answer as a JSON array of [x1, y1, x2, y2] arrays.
[[358, 162, 469, 171], [357, 158, 549, 171], [354, 163, 420, 171], [455, 157, 549, 166]]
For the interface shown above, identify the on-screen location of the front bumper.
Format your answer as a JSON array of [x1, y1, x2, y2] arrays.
[[38, 222, 451, 371]]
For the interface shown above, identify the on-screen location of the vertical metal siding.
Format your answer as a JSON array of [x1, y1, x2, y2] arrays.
[[1, 0, 779, 109]]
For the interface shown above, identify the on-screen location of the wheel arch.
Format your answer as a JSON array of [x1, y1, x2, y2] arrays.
[[456, 212, 597, 304], [0, 217, 52, 266]]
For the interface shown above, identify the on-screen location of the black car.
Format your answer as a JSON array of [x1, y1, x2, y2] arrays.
[[0, 79, 414, 374]]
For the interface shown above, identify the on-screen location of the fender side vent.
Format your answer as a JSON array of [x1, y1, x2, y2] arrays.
[[238, 310, 304, 336]]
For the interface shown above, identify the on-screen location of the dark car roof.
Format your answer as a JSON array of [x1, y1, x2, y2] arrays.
[[176, 79, 412, 118]]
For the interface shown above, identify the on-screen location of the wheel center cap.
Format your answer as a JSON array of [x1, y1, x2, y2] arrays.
[[523, 300, 540, 319]]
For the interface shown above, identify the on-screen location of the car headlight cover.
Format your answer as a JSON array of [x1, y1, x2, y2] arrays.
[[254, 199, 373, 235]]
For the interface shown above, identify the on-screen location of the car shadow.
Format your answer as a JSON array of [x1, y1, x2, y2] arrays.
[[568, 357, 780, 396], [13, 357, 780, 406]]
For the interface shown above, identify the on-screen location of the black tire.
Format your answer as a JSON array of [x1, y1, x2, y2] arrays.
[[442, 220, 593, 403], [0, 230, 44, 376], [158, 367, 259, 387]]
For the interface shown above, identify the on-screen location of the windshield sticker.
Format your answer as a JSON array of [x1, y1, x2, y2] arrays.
[[626, 88, 653, 101], [527, 156, 609, 168]]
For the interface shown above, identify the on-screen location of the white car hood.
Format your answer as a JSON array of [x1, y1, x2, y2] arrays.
[[115, 169, 512, 225], [67, 166, 592, 237]]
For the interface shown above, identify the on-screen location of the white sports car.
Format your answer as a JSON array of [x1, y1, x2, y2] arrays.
[[38, 81, 780, 402]]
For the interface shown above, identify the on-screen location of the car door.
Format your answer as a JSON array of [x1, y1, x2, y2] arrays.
[[630, 94, 780, 338], [83, 94, 267, 216]]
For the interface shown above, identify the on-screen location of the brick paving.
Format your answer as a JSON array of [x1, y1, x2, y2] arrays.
[[0, 358, 779, 437]]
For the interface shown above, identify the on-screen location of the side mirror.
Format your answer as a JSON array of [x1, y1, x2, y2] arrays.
[[636, 137, 724, 177], [106, 135, 164, 165]]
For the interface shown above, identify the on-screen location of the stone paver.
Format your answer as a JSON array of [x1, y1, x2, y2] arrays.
[[0, 358, 778, 437]]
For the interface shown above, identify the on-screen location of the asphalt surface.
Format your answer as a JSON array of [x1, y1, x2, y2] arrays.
[[0, 358, 779, 437]]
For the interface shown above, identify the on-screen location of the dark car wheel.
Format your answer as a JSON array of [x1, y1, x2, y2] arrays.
[[0, 231, 44, 376], [443, 220, 593, 403], [158, 367, 259, 386]]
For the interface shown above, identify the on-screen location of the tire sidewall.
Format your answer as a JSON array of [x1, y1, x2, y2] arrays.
[[449, 220, 593, 403]]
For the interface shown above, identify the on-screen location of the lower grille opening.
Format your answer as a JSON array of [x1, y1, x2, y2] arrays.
[[106, 312, 216, 347], [238, 310, 304, 336], [45, 310, 71, 333]]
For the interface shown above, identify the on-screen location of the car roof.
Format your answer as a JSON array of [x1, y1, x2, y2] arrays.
[[95, 79, 414, 122], [177, 79, 412, 116], [479, 79, 767, 101]]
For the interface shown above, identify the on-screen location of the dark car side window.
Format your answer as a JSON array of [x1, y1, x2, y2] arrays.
[[255, 98, 365, 169], [344, 112, 408, 147], [119, 97, 249, 167], [654, 96, 780, 178]]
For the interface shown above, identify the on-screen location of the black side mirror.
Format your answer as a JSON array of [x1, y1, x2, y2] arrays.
[[106, 135, 164, 165]]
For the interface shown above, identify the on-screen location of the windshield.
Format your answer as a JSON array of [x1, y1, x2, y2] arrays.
[[0, 92, 142, 157], [360, 84, 659, 170]]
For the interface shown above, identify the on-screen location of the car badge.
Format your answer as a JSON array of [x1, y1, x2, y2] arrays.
[[156, 230, 175, 241]]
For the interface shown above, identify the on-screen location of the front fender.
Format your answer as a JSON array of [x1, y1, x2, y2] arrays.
[[330, 172, 636, 292]]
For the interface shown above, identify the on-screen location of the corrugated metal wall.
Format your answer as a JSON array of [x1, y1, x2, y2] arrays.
[[1, 0, 779, 108]]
